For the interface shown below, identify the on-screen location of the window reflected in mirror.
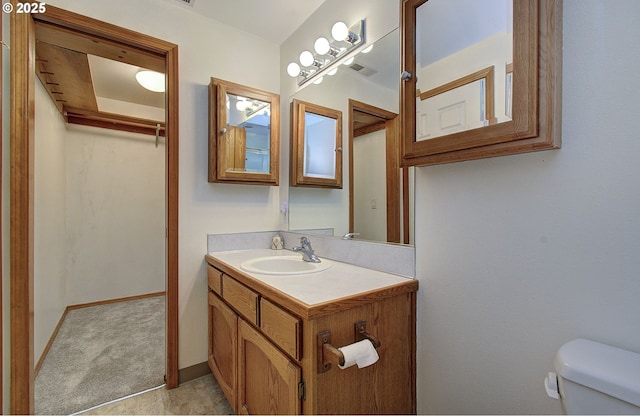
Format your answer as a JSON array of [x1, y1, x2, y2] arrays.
[[291, 99, 342, 188], [209, 78, 280, 185]]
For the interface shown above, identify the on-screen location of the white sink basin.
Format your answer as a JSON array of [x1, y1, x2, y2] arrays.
[[240, 255, 332, 275]]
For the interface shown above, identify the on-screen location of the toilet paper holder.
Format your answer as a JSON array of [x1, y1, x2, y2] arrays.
[[317, 320, 381, 373]]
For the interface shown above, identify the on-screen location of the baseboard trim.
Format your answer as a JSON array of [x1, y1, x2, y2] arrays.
[[35, 291, 166, 377], [178, 362, 211, 385], [67, 291, 166, 311], [34, 307, 69, 377]]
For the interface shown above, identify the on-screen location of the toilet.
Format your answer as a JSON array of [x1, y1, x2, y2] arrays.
[[545, 339, 640, 414]]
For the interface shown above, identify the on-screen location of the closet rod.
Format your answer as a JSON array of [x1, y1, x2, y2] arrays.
[[65, 107, 166, 138]]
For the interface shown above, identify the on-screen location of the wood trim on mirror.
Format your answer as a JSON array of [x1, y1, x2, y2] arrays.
[[208, 78, 280, 186], [401, 0, 562, 166]]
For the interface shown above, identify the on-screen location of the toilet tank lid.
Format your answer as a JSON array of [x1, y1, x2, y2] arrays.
[[554, 339, 640, 407]]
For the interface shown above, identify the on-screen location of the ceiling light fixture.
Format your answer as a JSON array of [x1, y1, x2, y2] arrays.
[[286, 19, 366, 87], [135, 69, 165, 92]]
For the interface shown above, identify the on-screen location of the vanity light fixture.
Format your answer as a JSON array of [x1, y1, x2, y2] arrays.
[[235, 98, 249, 111], [299, 50, 315, 67], [331, 21, 349, 41], [314, 37, 331, 55], [136, 69, 165, 92], [287, 19, 366, 86], [342, 56, 355, 66], [287, 62, 301, 77]]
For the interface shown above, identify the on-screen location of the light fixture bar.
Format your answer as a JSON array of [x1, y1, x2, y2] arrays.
[[289, 20, 366, 87]]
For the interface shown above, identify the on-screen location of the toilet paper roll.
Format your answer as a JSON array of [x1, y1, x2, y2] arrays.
[[338, 339, 379, 369]]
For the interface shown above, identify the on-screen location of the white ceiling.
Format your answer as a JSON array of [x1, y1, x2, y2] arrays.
[[170, 0, 326, 45]]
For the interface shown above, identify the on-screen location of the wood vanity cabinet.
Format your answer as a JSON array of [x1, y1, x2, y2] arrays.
[[205, 257, 418, 415], [207, 291, 237, 407]]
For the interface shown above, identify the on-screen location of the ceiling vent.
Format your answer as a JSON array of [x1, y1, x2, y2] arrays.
[[348, 63, 377, 77], [175, 0, 195, 6]]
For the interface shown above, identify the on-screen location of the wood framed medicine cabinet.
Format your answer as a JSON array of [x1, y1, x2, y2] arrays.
[[209, 78, 280, 185], [400, 0, 562, 167], [290, 99, 343, 188]]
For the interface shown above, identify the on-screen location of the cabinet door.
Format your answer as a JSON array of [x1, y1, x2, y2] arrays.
[[208, 292, 237, 411], [237, 319, 301, 415]]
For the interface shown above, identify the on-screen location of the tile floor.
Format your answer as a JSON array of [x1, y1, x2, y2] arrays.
[[79, 374, 234, 415]]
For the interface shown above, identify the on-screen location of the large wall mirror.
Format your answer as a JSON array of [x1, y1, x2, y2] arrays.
[[209, 78, 280, 185], [288, 28, 415, 245], [401, 0, 562, 166]]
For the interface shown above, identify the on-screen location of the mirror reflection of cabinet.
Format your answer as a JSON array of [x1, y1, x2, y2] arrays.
[[290, 99, 343, 188], [401, 0, 562, 166], [208, 78, 280, 185]]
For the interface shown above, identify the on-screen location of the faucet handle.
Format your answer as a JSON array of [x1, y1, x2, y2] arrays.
[[342, 232, 360, 240], [300, 236, 311, 246]]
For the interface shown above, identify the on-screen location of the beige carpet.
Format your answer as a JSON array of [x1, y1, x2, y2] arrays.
[[35, 296, 165, 415], [80, 375, 234, 415]]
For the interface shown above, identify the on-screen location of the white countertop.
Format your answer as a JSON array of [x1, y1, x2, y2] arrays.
[[207, 249, 414, 306]]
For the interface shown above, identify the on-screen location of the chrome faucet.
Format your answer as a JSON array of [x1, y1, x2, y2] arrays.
[[342, 232, 360, 240], [292, 237, 321, 263]]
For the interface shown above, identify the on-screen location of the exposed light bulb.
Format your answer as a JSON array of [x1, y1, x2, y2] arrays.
[[361, 44, 374, 54], [313, 76, 324, 85], [327, 67, 338, 76], [314, 37, 330, 55], [342, 56, 355, 66], [299, 50, 314, 67], [331, 21, 349, 41], [235, 98, 249, 111], [135, 70, 165, 92], [287, 62, 301, 77]]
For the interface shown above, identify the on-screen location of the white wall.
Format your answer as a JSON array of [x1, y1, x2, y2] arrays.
[[45, 0, 282, 369], [353, 129, 387, 241], [64, 124, 166, 304], [415, 1, 640, 413], [34, 81, 68, 361]]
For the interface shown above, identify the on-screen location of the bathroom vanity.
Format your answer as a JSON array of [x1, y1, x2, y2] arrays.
[[205, 249, 418, 414]]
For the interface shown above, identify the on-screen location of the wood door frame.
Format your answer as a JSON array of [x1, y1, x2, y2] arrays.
[[10, 4, 179, 413], [348, 99, 407, 243]]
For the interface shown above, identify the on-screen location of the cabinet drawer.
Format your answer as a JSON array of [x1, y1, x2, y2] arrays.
[[207, 264, 222, 295], [260, 298, 301, 361], [222, 274, 259, 326]]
